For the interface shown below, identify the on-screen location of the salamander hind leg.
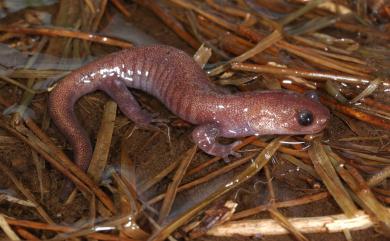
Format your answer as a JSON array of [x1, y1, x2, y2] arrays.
[[192, 123, 242, 162], [101, 79, 153, 125]]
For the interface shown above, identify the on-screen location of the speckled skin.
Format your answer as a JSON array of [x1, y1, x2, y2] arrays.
[[49, 45, 330, 170]]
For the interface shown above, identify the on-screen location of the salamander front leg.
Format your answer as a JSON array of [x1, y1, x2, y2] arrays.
[[192, 123, 242, 162], [102, 79, 153, 125]]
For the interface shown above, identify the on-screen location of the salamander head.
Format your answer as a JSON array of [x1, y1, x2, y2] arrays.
[[246, 90, 330, 135]]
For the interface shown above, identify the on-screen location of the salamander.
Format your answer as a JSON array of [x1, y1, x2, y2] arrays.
[[49, 45, 330, 171]]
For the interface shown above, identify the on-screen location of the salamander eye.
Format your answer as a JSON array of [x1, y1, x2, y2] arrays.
[[297, 110, 313, 126]]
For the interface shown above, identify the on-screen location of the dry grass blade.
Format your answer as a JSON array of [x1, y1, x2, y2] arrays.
[[343, 150, 390, 164], [231, 62, 372, 85], [279, 0, 325, 26], [185, 136, 258, 177], [252, 139, 309, 159], [308, 140, 358, 217], [120, 136, 136, 189], [0, 214, 20, 241], [0, 162, 54, 224], [207, 209, 386, 237], [317, 1, 352, 15], [148, 136, 286, 241], [269, 208, 309, 241], [349, 78, 382, 104], [338, 135, 389, 142], [0, 75, 37, 94], [280, 153, 319, 179], [327, 151, 390, 232], [87, 101, 118, 183], [334, 22, 390, 40], [206, 0, 255, 21], [138, 158, 180, 193], [325, 80, 349, 103], [91, 0, 109, 31], [23, 119, 115, 213], [0, 26, 133, 49], [168, 0, 236, 30], [14, 227, 40, 241], [186, 10, 230, 60], [170, 1, 378, 86], [368, 166, 390, 187], [322, 97, 390, 130], [209, 30, 282, 75], [307, 47, 365, 65], [111, 172, 150, 240], [8, 69, 69, 79], [136, 0, 199, 49], [111, 0, 131, 18], [148, 153, 257, 205], [4, 217, 133, 240], [278, 42, 368, 76], [0, 194, 36, 208], [265, 162, 309, 241], [158, 145, 197, 223], [232, 192, 329, 220], [112, 172, 139, 212], [187, 3, 369, 77], [31, 151, 45, 201], [0, 117, 115, 213], [287, 16, 337, 36], [231, 30, 282, 64], [291, 35, 354, 56]]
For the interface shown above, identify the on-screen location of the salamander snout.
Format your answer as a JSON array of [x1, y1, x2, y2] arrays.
[[277, 91, 330, 135]]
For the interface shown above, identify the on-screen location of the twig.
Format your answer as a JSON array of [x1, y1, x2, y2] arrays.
[[207, 210, 384, 237], [87, 101, 117, 183]]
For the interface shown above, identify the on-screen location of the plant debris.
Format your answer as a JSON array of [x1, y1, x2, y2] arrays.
[[0, 1, 389, 241]]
